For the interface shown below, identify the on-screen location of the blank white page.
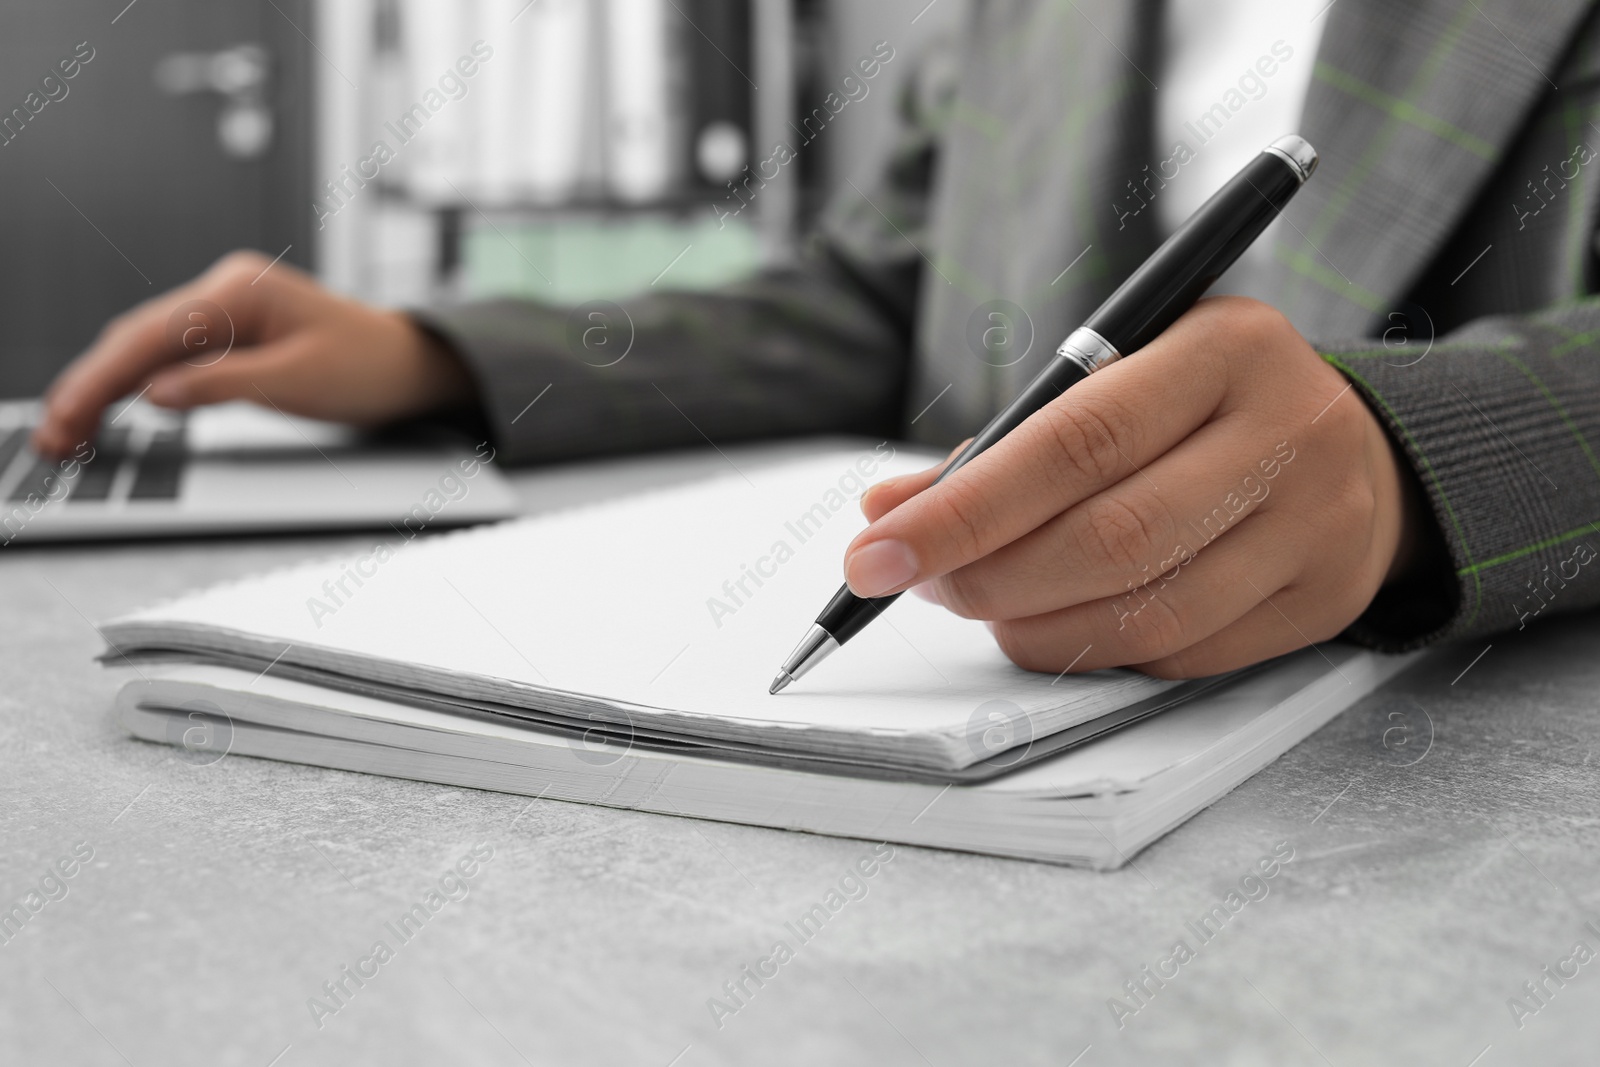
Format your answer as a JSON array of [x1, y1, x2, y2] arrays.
[[103, 449, 1179, 757]]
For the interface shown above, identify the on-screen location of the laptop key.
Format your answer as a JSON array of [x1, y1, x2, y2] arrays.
[[127, 429, 186, 500], [0, 426, 27, 485], [69, 427, 131, 503]]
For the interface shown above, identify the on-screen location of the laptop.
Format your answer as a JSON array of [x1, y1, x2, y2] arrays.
[[0, 399, 520, 544]]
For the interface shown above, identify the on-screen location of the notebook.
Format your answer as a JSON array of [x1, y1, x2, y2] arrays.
[[99, 448, 1417, 866]]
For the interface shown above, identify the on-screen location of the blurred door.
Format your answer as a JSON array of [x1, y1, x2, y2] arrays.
[[0, 0, 313, 397]]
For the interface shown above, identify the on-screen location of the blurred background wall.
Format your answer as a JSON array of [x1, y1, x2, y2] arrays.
[[0, 0, 960, 398]]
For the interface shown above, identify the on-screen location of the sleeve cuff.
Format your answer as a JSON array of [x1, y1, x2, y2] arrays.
[[410, 299, 586, 466], [1318, 327, 1600, 649]]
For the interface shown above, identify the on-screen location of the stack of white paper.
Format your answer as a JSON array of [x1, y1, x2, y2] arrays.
[[101, 451, 1417, 866]]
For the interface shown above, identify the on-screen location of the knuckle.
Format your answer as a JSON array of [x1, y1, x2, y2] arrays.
[[1228, 297, 1290, 354], [1322, 551, 1381, 620], [209, 250, 267, 290], [990, 620, 1053, 673], [1243, 298, 1292, 344], [1308, 380, 1367, 443], [925, 478, 993, 562], [1116, 588, 1189, 660], [1332, 466, 1378, 528], [1138, 651, 1204, 680], [99, 310, 136, 342], [1320, 392, 1363, 439], [1039, 398, 1129, 484], [217, 249, 267, 273], [1078, 491, 1165, 572], [935, 570, 994, 620]]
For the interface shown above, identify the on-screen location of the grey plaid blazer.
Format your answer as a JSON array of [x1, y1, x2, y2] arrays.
[[423, 0, 1600, 651]]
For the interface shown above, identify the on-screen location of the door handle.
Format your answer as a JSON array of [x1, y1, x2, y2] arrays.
[[154, 43, 273, 160]]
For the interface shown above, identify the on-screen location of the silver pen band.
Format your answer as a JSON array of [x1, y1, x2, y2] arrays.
[[1264, 134, 1319, 183], [1055, 326, 1122, 376]]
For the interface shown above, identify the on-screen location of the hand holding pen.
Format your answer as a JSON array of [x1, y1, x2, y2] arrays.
[[773, 137, 1433, 689]]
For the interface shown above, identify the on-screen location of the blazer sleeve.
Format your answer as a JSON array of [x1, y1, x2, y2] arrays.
[[1319, 303, 1600, 650], [412, 61, 949, 466]]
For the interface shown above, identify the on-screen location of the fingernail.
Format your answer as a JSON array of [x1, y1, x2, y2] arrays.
[[845, 539, 919, 598], [911, 581, 942, 605]]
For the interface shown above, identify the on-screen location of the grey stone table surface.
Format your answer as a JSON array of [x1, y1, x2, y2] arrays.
[[3, 438, 1599, 1067]]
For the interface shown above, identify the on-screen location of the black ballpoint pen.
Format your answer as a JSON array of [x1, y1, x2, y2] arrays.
[[768, 134, 1320, 695]]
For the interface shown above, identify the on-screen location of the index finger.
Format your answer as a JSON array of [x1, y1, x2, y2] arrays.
[[841, 306, 1240, 599], [31, 252, 274, 456]]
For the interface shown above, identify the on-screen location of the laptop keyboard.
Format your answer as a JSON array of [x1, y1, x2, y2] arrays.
[[0, 419, 187, 504], [0, 399, 517, 543]]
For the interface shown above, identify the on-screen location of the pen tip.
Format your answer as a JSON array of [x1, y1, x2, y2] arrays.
[[768, 672, 792, 695]]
